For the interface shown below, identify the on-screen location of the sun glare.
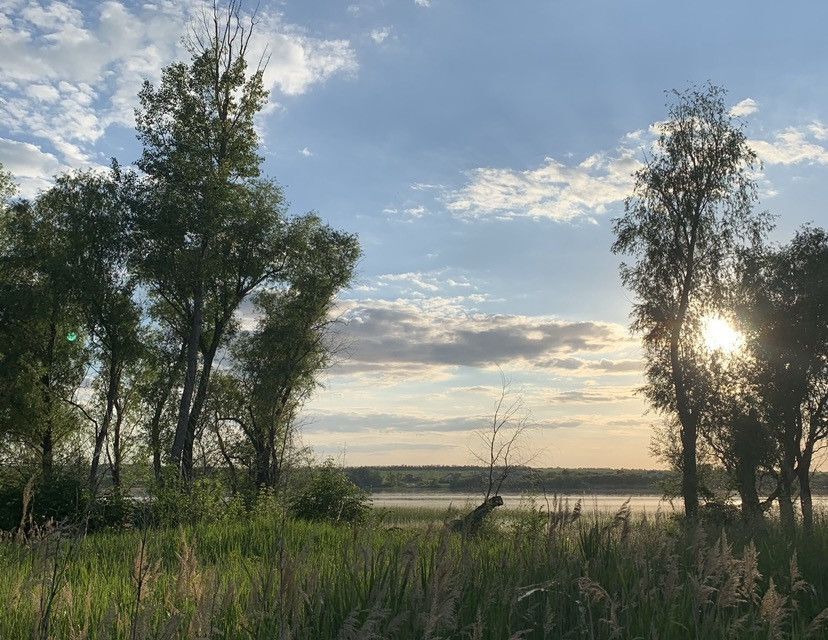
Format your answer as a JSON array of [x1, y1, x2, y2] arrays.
[[702, 315, 744, 354]]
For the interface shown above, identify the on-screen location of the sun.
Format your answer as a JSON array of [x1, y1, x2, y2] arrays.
[[702, 315, 744, 354]]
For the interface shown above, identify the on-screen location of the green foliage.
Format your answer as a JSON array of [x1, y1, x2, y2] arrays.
[[288, 461, 370, 524], [0, 508, 827, 638], [612, 83, 773, 516], [144, 474, 246, 529], [0, 162, 15, 211], [0, 466, 88, 530]]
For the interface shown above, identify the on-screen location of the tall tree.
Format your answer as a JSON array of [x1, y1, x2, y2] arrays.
[[0, 189, 88, 480], [612, 84, 771, 518], [214, 217, 360, 488], [739, 226, 828, 530], [39, 169, 142, 492], [132, 2, 294, 480]]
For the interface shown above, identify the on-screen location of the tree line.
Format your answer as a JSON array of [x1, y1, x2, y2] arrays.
[[613, 84, 827, 529], [0, 3, 359, 509]]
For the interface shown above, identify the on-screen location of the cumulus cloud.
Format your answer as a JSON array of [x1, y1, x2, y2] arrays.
[[415, 0, 432, 6], [539, 357, 642, 375], [750, 126, 828, 165], [546, 386, 637, 404], [299, 146, 313, 157], [809, 121, 828, 140], [332, 296, 634, 377], [370, 27, 391, 44], [444, 148, 641, 222], [729, 98, 759, 117], [0, 137, 66, 197], [303, 410, 583, 434], [0, 0, 356, 189]]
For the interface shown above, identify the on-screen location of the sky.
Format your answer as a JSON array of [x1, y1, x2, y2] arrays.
[[1, 0, 828, 469]]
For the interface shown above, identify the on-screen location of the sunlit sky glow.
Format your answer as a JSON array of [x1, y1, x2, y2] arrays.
[[2, 1, 828, 468], [702, 316, 745, 355]]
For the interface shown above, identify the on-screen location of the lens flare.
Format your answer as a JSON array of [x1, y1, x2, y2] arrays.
[[66, 331, 78, 343], [702, 315, 743, 354]]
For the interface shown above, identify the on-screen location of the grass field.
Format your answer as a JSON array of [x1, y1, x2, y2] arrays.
[[1, 503, 827, 639]]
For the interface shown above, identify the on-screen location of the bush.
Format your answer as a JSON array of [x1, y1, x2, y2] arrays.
[[144, 473, 246, 528], [86, 491, 136, 532], [0, 466, 89, 531], [288, 460, 370, 524]]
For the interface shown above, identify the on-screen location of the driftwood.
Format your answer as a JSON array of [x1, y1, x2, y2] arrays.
[[448, 495, 503, 536]]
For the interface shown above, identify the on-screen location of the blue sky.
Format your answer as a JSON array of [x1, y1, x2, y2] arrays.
[[2, 0, 827, 467]]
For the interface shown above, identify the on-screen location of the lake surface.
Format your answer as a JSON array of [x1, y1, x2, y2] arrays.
[[369, 492, 828, 513]]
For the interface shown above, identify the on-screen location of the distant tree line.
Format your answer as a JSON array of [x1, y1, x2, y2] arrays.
[[343, 465, 828, 496], [0, 2, 359, 518], [613, 84, 827, 529]]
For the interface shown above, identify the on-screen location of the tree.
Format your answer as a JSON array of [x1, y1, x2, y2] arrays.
[[453, 370, 534, 535], [134, 328, 185, 483], [213, 217, 360, 488], [612, 84, 771, 518], [39, 169, 142, 492], [738, 226, 828, 530], [0, 190, 89, 480], [0, 162, 15, 211], [132, 2, 296, 481]]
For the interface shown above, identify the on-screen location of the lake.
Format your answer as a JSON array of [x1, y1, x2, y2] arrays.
[[369, 492, 828, 513]]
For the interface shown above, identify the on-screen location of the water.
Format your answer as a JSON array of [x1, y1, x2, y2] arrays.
[[369, 492, 828, 513], [369, 492, 677, 512]]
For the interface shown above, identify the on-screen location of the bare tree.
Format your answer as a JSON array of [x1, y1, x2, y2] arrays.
[[452, 369, 535, 535]]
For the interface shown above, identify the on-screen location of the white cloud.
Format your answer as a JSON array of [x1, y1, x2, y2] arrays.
[[24, 83, 60, 102], [0, 0, 357, 185], [299, 146, 313, 157], [750, 126, 828, 165], [0, 137, 65, 197], [332, 296, 635, 377], [809, 121, 828, 140], [370, 27, 391, 44], [415, 0, 432, 6], [729, 98, 759, 117], [445, 148, 641, 222]]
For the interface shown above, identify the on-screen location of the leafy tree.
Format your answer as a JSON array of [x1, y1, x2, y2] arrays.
[[0, 191, 89, 480], [133, 327, 185, 483], [39, 169, 142, 492], [213, 217, 360, 488], [738, 226, 828, 530], [612, 84, 771, 518], [132, 2, 296, 480], [0, 162, 15, 210]]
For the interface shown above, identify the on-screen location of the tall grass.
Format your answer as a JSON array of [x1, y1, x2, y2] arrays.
[[1, 503, 826, 639]]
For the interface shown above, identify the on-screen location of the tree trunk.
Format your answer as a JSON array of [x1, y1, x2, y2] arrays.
[[111, 402, 124, 489], [798, 449, 814, 532], [150, 342, 186, 482], [735, 462, 762, 523], [171, 285, 204, 472], [733, 414, 763, 523], [777, 466, 797, 532], [180, 335, 219, 482], [254, 442, 270, 488], [90, 361, 120, 492], [41, 429, 53, 482], [671, 333, 698, 519]]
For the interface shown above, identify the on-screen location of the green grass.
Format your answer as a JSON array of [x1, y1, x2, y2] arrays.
[[1, 505, 827, 639]]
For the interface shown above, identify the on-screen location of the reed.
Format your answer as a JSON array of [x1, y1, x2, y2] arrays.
[[0, 504, 826, 639]]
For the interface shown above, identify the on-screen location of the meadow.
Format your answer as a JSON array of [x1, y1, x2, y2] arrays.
[[2, 501, 827, 640]]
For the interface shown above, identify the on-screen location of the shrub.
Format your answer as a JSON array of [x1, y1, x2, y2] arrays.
[[287, 460, 370, 523], [144, 473, 246, 528], [0, 466, 89, 531]]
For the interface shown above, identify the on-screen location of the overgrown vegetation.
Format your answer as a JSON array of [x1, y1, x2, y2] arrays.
[[1, 503, 827, 639]]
